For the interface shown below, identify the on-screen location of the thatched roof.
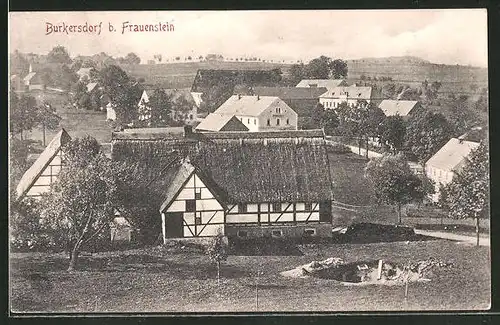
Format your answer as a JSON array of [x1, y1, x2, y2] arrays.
[[111, 129, 334, 205], [190, 69, 281, 93], [16, 129, 71, 199]]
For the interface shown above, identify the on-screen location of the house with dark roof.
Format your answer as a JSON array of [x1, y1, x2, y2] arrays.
[[111, 128, 335, 240], [379, 100, 421, 118], [296, 79, 348, 89], [16, 129, 71, 199], [237, 86, 327, 118], [212, 95, 298, 132], [195, 113, 249, 132], [425, 138, 480, 202], [137, 88, 199, 125]]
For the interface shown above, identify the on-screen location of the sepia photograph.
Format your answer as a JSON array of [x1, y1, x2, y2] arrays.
[[8, 9, 490, 313]]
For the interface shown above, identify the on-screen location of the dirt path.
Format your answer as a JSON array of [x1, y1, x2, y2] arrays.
[[414, 229, 490, 247]]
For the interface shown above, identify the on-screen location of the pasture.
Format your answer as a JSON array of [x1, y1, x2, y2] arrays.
[[10, 239, 490, 313]]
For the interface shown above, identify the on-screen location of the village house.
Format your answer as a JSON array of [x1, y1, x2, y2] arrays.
[[425, 137, 480, 202], [378, 100, 422, 118], [210, 95, 298, 132], [195, 113, 249, 132], [296, 79, 348, 89], [236, 86, 327, 121], [137, 88, 199, 125], [111, 128, 335, 240], [319, 86, 373, 109], [16, 129, 71, 200]]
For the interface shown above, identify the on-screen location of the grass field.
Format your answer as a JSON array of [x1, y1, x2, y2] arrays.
[[10, 239, 490, 313]]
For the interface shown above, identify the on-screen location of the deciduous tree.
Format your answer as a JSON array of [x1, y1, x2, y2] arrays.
[[441, 141, 489, 246], [365, 154, 434, 224], [206, 230, 228, 284], [47, 46, 72, 64]]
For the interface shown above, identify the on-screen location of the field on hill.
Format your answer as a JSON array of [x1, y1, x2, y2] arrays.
[[120, 61, 293, 89]]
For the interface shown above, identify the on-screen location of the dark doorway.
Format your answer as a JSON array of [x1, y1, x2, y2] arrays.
[[319, 201, 332, 223], [165, 212, 184, 238]]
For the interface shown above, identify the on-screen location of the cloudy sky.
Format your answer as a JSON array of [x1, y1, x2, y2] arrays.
[[9, 9, 488, 67]]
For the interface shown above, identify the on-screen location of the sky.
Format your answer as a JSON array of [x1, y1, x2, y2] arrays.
[[9, 9, 488, 67]]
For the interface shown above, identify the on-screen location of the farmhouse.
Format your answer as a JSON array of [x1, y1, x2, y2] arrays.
[[379, 100, 422, 118], [296, 79, 348, 88], [236, 86, 327, 118], [16, 129, 71, 200], [319, 86, 372, 109], [138, 88, 199, 125], [212, 95, 298, 132], [111, 128, 334, 240], [425, 137, 480, 202], [195, 113, 249, 132]]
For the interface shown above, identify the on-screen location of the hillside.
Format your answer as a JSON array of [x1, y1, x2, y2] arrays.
[[119, 61, 293, 89], [346, 56, 488, 94]]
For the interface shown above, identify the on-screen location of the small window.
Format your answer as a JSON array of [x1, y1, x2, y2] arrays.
[[247, 118, 250, 124], [276, 107, 280, 114], [276, 118, 280, 126], [271, 230, 283, 238], [195, 192, 201, 200], [304, 202, 313, 211], [304, 228, 316, 236], [286, 118, 289, 125], [186, 200, 196, 212], [267, 119, 270, 126], [254, 119, 256, 125], [272, 203, 282, 212], [238, 203, 247, 213], [195, 213, 202, 225], [237, 230, 248, 238]]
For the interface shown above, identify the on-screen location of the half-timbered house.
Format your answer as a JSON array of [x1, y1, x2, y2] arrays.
[[16, 129, 71, 199], [111, 128, 335, 241]]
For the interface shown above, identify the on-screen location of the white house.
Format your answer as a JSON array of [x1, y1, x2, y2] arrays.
[[16, 129, 72, 200], [319, 86, 372, 110], [296, 79, 348, 89], [106, 102, 117, 121], [195, 113, 249, 132], [425, 138, 480, 202], [212, 95, 298, 132]]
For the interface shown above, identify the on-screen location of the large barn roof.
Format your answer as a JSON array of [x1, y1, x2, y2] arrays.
[[296, 79, 348, 88], [249, 86, 328, 100], [319, 86, 372, 100], [379, 100, 420, 117], [16, 129, 71, 199], [111, 129, 333, 205], [425, 138, 480, 172]]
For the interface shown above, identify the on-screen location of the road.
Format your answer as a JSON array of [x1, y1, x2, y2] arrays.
[[414, 229, 490, 247]]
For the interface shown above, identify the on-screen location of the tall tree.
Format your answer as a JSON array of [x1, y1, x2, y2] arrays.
[[379, 115, 406, 153], [404, 111, 454, 163], [38, 136, 116, 271], [365, 154, 434, 224], [47, 46, 72, 64], [442, 141, 489, 246], [304, 56, 331, 79], [10, 93, 38, 140], [148, 89, 173, 126], [206, 230, 228, 285], [329, 59, 348, 79], [124, 52, 141, 65]]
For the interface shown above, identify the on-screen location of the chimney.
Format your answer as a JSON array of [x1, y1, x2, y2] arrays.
[[238, 94, 242, 100], [257, 95, 260, 100], [184, 125, 193, 137]]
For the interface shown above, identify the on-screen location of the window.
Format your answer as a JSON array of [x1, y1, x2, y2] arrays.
[[247, 118, 250, 124], [195, 192, 201, 200], [276, 118, 280, 126], [304, 228, 317, 236], [186, 199, 196, 212], [286, 118, 289, 125], [254, 119, 256, 125], [272, 203, 282, 212], [237, 230, 248, 238], [195, 212, 202, 225], [238, 203, 247, 213], [267, 119, 270, 126], [276, 107, 281, 114], [271, 230, 283, 238], [304, 202, 313, 211]]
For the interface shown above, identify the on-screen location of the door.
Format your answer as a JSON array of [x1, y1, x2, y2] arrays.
[[319, 201, 332, 223], [165, 212, 184, 238]]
